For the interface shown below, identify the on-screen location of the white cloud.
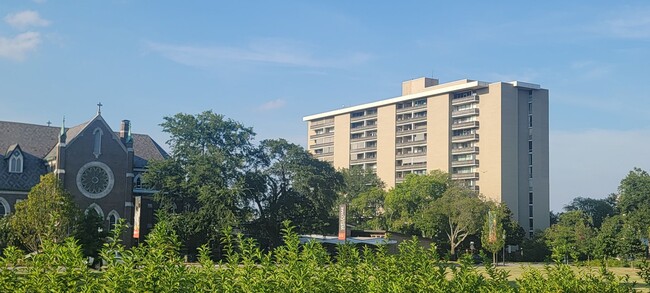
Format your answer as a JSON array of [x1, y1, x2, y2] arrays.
[[4, 10, 50, 30], [549, 129, 650, 212], [144, 39, 371, 69], [257, 99, 286, 111], [0, 32, 42, 61]]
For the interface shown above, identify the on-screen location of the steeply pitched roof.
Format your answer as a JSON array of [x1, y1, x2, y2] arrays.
[[132, 133, 169, 168], [0, 121, 60, 158]]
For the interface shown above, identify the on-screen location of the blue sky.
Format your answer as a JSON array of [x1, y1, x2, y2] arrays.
[[1, 1, 650, 211]]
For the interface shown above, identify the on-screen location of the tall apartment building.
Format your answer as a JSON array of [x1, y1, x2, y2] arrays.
[[303, 77, 549, 234]]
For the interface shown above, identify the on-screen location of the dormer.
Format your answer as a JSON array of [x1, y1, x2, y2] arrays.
[[6, 144, 23, 173]]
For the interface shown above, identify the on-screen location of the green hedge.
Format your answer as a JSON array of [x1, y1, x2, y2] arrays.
[[0, 221, 640, 292]]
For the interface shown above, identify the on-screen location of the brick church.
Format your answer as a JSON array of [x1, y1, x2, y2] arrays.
[[0, 106, 168, 246]]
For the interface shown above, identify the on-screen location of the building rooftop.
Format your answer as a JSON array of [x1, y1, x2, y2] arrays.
[[302, 78, 541, 121]]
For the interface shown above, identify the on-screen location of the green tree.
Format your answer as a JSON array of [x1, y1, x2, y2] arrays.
[[564, 196, 616, 228], [617, 168, 650, 250], [243, 139, 343, 248], [74, 210, 108, 261], [10, 173, 78, 252], [339, 167, 386, 229], [545, 210, 595, 263], [481, 210, 505, 264], [594, 215, 623, 260], [432, 185, 489, 256], [145, 111, 256, 255], [384, 170, 449, 235]]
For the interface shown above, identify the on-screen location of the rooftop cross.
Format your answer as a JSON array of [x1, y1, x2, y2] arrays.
[[46, 121, 51, 127], [97, 102, 103, 115]]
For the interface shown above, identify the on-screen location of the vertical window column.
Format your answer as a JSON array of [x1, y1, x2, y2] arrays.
[[528, 90, 534, 236]]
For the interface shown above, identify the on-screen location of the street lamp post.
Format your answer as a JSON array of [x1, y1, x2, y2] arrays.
[[502, 233, 506, 266]]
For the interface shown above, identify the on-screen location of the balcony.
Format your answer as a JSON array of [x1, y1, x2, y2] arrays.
[[451, 146, 479, 155], [396, 151, 427, 159], [350, 113, 377, 122], [310, 141, 334, 148], [451, 121, 479, 130], [451, 95, 479, 105], [396, 115, 427, 124], [396, 139, 427, 147], [396, 127, 427, 136], [452, 172, 479, 180], [451, 108, 479, 118], [313, 151, 334, 157], [350, 156, 377, 164], [310, 120, 334, 129], [396, 163, 427, 171], [350, 135, 378, 142], [396, 103, 427, 113], [349, 124, 377, 132], [451, 159, 479, 167], [451, 134, 479, 143], [309, 132, 335, 139]]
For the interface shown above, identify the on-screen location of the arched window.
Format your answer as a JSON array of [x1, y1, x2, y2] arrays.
[[0, 197, 10, 216], [134, 174, 143, 189], [8, 150, 23, 173], [85, 203, 104, 219], [93, 128, 103, 158], [107, 210, 120, 231]]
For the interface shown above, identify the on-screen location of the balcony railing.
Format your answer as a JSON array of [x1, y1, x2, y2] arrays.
[[451, 121, 479, 130], [349, 124, 378, 132], [350, 135, 378, 142], [451, 95, 479, 105], [451, 134, 479, 142], [451, 146, 479, 155], [396, 127, 427, 136], [396, 115, 427, 124], [451, 108, 479, 118], [396, 163, 427, 171], [396, 139, 427, 147], [310, 120, 334, 129], [396, 151, 427, 159], [451, 159, 479, 167], [309, 132, 335, 139], [451, 172, 479, 180], [350, 113, 377, 122], [310, 141, 334, 148], [350, 156, 377, 163], [396, 103, 427, 113]]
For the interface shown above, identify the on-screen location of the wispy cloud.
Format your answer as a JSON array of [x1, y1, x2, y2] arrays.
[[0, 32, 42, 61], [257, 99, 286, 112], [4, 10, 50, 30], [144, 39, 371, 69], [589, 6, 650, 39]]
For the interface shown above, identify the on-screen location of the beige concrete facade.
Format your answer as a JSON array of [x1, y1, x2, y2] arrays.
[[303, 77, 550, 233]]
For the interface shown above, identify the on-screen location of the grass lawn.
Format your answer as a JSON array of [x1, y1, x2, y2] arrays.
[[477, 263, 649, 291]]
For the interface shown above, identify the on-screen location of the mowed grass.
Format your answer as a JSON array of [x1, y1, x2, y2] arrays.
[[476, 263, 649, 291]]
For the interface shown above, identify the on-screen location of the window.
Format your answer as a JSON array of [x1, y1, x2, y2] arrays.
[[529, 166, 533, 178], [351, 133, 363, 139], [86, 203, 104, 219], [529, 192, 533, 205], [351, 111, 364, 118], [529, 205, 533, 217], [528, 154, 533, 166], [366, 108, 377, 115], [93, 128, 103, 158], [528, 116, 533, 128], [107, 211, 120, 231], [528, 141, 533, 152], [0, 197, 9, 216], [529, 219, 534, 229], [528, 102, 532, 114], [134, 174, 143, 189], [414, 99, 427, 106], [8, 150, 23, 173], [366, 141, 377, 148], [351, 122, 364, 129]]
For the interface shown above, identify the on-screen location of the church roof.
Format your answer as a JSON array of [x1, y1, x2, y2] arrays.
[[0, 121, 60, 158]]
